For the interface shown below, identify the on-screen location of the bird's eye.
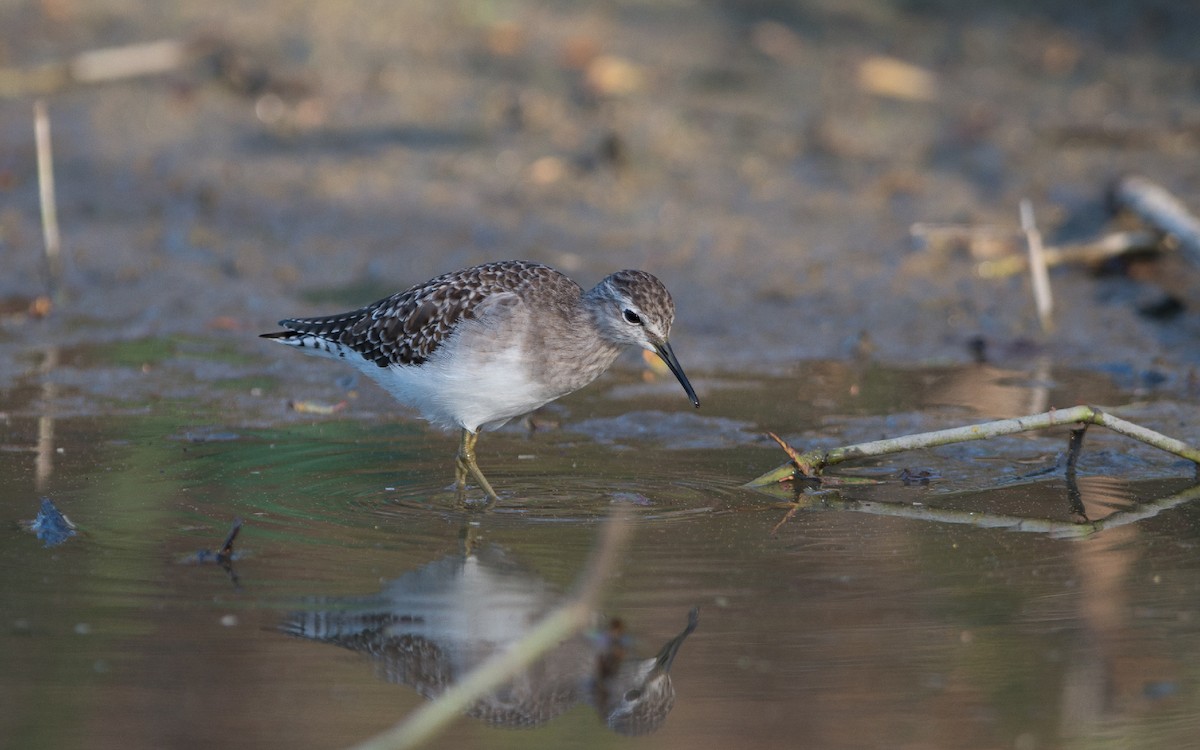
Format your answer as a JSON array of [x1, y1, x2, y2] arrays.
[[622, 309, 642, 326], [624, 689, 642, 702]]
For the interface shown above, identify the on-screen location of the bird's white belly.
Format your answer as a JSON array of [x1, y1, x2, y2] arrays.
[[360, 334, 557, 433]]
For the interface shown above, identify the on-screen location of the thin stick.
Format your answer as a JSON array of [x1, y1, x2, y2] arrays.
[[766, 431, 814, 476], [34, 100, 62, 292], [346, 506, 634, 750], [1020, 199, 1053, 332], [34, 346, 60, 492], [218, 518, 243, 561], [747, 404, 1200, 487], [1112, 175, 1200, 266]]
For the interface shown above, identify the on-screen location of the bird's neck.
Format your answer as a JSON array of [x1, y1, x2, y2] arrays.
[[530, 290, 624, 396]]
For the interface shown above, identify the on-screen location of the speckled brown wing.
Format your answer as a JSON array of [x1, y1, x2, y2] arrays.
[[265, 261, 559, 367]]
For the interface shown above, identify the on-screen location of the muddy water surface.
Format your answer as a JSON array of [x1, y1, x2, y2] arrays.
[[4, 353, 1200, 750]]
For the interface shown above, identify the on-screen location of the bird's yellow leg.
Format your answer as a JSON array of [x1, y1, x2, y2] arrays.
[[456, 428, 500, 505], [455, 428, 470, 492]]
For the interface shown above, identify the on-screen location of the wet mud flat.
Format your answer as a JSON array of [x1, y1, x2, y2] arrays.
[[0, 1, 1199, 375], [3, 1, 1200, 749]]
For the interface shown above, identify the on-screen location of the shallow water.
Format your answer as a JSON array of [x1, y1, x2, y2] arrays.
[[3, 356, 1200, 750]]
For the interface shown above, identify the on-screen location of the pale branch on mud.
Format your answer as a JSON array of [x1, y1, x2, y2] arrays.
[[917, 173, 1200, 284], [0, 37, 311, 104], [345, 506, 633, 750], [0, 40, 190, 96], [974, 229, 1159, 279], [748, 404, 1200, 487], [909, 221, 1160, 279], [1112, 174, 1200, 267]]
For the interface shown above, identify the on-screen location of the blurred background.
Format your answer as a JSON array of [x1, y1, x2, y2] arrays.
[[2, 0, 1199, 377]]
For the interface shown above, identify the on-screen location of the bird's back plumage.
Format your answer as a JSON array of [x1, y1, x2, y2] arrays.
[[262, 260, 568, 368]]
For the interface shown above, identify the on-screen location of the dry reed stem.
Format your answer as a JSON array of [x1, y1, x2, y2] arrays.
[[34, 100, 62, 291], [1020, 199, 1053, 332]]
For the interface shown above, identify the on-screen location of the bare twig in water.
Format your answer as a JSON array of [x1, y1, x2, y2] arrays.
[[747, 404, 1200, 487], [34, 101, 62, 293], [1019, 199, 1053, 332], [181, 518, 245, 588], [769, 501, 803, 536], [767, 431, 817, 477], [766, 482, 1200, 540], [217, 518, 243, 561], [346, 506, 634, 750], [1112, 175, 1200, 267], [1065, 425, 1087, 476]]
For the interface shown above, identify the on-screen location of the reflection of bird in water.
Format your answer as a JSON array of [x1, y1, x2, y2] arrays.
[[279, 544, 698, 735], [594, 606, 699, 735]]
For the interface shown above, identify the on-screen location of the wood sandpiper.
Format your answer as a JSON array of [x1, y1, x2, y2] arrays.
[[261, 260, 699, 502]]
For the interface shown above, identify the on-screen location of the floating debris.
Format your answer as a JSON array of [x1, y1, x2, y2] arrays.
[[610, 491, 653, 507], [24, 497, 77, 548], [174, 430, 241, 443], [0, 295, 53, 322], [288, 399, 347, 415], [898, 467, 940, 486]]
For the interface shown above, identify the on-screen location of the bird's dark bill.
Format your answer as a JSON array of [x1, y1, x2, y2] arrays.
[[654, 341, 700, 407]]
